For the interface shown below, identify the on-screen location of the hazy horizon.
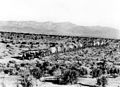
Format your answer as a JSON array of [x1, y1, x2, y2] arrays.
[[0, 0, 120, 29]]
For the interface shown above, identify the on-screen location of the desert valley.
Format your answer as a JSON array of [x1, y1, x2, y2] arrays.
[[0, 22, 120, 87]]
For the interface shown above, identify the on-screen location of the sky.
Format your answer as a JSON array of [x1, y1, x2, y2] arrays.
[[0, 0, 120, 29]]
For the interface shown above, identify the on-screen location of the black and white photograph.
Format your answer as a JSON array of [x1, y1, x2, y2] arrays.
[[0, 0, 120, 87]]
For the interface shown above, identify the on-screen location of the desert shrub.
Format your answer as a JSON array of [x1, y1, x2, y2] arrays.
[[96, 75, 108, 87], [3, 69, 9, 74], [19, 75, 33, 87], [91, 68, 102, 78], [59, 69, 78, 84], [30, 68, 42, 79], [48, 64, 60, 76], [77, 67, 88, 77]]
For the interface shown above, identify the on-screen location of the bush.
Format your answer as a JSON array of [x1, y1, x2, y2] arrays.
[[96, 75, 108, 87], [59, 69, 78, 84], [20, 75, 33, 87], [30, 68, 42, 79]]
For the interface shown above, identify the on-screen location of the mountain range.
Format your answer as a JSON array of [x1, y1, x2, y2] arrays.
[[0, 21, 119, 39]]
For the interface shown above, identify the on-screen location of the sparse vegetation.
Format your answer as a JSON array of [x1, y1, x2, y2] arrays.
[[0, 31, 120, 87]]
